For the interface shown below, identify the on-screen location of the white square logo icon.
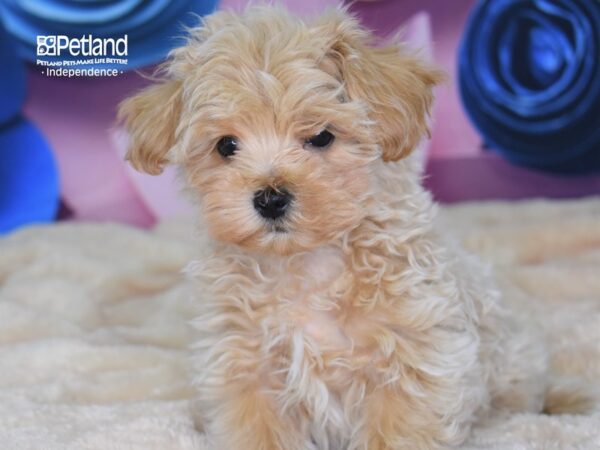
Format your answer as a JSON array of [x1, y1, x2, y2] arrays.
[[37, 36, 57, 56]]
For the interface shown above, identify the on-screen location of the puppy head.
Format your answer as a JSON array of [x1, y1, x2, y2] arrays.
[[118, 7, 442, 254]]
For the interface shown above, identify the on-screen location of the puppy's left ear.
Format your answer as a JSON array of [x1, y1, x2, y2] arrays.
[[316, 11, 444, 161]]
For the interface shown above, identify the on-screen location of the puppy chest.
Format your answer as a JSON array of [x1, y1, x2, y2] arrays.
[[275, 247, 375, 354]]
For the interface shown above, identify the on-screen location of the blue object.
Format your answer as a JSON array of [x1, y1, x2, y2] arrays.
[[0, 19, 59, 234], [0, 19, 26, 125], [459, 0, 600, 173], [0, 0, 219, 70], [0, 118, 60, 234]]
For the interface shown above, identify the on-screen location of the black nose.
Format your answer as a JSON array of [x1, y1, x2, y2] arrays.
[[253, 187, 292, 220]]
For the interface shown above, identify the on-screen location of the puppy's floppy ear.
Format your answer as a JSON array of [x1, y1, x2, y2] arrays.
[[316, 11, 444, 161], [118, 79, 182, 175], [117, 11, 240, 175]]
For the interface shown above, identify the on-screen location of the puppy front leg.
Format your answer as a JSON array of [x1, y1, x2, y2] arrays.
[[352, 385, 459, 450], [201, 376, 308, 450]]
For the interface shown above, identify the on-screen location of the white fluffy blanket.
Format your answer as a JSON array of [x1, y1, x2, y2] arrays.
[[1, 198, 599, 450]]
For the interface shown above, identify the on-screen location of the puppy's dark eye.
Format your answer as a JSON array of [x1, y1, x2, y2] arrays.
[[305, 130, 335, 149], [216, 136, 238, 158]]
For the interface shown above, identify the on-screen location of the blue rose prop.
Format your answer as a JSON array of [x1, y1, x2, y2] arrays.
[[459, 0, 600, 173], [0, 18, 25, 125], [0, 21, 59, 234], [0, 0, 219, 70], [0, 119, 60, 234]]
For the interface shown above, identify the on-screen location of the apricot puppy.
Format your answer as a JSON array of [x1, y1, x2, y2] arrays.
[[119, 7, 589, 449]]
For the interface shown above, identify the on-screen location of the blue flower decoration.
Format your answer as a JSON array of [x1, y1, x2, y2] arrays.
[[459, 0, 600, 173], [0, 21, 59, 234], [0, 0, 219, 70], [0, 16, 25, 124], [0, 118, 60, 234]]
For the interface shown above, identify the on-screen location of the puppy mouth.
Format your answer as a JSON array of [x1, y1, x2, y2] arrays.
[[267, 221, 288, 233]]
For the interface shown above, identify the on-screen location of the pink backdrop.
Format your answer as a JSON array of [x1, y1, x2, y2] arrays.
[[25, 0, 598, 225]]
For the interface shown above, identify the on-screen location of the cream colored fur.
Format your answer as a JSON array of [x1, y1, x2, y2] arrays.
[[0, 199, 599, 449], [116, 6, 596, 449]]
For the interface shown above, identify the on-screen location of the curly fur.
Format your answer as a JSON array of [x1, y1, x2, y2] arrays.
[[118, 6, 593, 449]]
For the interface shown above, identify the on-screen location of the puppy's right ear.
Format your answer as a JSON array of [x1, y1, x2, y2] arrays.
[[118, 80, 182, 175]]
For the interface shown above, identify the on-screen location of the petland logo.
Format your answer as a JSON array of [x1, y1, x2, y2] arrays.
[[36, 35, 128, 77]]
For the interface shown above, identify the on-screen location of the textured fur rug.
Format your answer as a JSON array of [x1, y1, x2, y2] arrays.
[[1, 198, 599, 450]]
